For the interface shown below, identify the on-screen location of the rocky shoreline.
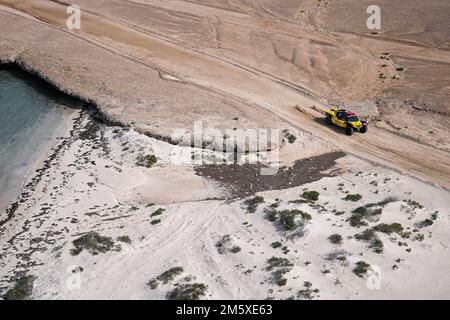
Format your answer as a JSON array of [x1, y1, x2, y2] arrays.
[[0, 59, 128, 129]]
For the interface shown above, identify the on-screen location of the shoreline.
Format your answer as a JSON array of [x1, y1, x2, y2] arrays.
[[0, 110, 84, 229], [21, 107, 79, 184], [0, 64, 83, 219], [0, 108, 78, 218]]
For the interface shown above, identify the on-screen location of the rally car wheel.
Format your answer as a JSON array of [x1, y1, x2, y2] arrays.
[[325, 115, 332, 125], [360, 124, 368, 133], [345, 125, 354, 136]]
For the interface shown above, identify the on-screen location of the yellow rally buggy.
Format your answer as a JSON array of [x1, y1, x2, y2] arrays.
[[324, 108, 368, 136]]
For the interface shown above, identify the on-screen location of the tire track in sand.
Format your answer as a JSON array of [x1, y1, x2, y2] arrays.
[[1, 0, 449, 189]]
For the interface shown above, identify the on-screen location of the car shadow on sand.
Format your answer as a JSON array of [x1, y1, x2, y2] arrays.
[[312, 117, 350, 136]]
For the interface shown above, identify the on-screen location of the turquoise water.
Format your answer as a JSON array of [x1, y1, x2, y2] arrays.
[[0, 65, 75, 213]]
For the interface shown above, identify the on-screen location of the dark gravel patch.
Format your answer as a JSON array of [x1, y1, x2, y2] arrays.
[[194, 151, 346, 198]]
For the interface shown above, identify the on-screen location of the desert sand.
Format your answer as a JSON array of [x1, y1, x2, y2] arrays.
[[0, 1, 449, 300], [1, 112, 449, 299]]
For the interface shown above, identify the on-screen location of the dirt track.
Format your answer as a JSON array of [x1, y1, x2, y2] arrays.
[[0, 0, 449, 189]]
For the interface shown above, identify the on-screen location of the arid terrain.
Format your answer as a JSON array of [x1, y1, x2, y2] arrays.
[[0, 1, 449, 300]]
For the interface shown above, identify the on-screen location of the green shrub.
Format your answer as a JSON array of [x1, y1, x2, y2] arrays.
[[355, 229, 383, 253], [278, 210, 298, 231], [245, 196, 265, 213], [350, 214, 368, 227], [147, 279, 158, 289], [271, 241, 283, 249], [231, 246, 242, 253], [283, 130, 297, 144], [72, 266, 84, 273], [297, 282, 320, 300], [216, 235, 232, 254], [302, 191, 320, 201], [167, 283, 208, 300], [300, 210, 312, 221], [278, 210, 310, 231], [401, 231, 412, 239], [151, 219, 161, 225], [157, 267, 184, 284], [266, 257, 293, 271], [344, 194, 362, 202], [273, 268, 290, 286], [266, 257, 293, 286], [350, 206, 382, 228], [370, 208, 383, 216], [137, 154, 158, 168], [289, 199, 309, 204], [355, 229, 376, 241], [404, 199, 423, 209], [366, 197, 398, 208], [265, 209, 311, 232], [328, 234, 343, 245], [325, 250, 347, 261], [413, 233, 425, 242], [288, 134, 297, 144], [265, 209, 278, 222], [269, 202, 280, 208], [353, 261, 370, 277], [353, 206, 368, 215], [117, 235, 132, 244], [373, 223, 404, 234], [370, 239, 384, 254], [276, 277, 287, 286], [2, 275, 36, 300], [71, 232, 118, 255], [151, 208, 166, 217], [418, 219, 433, 228]]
